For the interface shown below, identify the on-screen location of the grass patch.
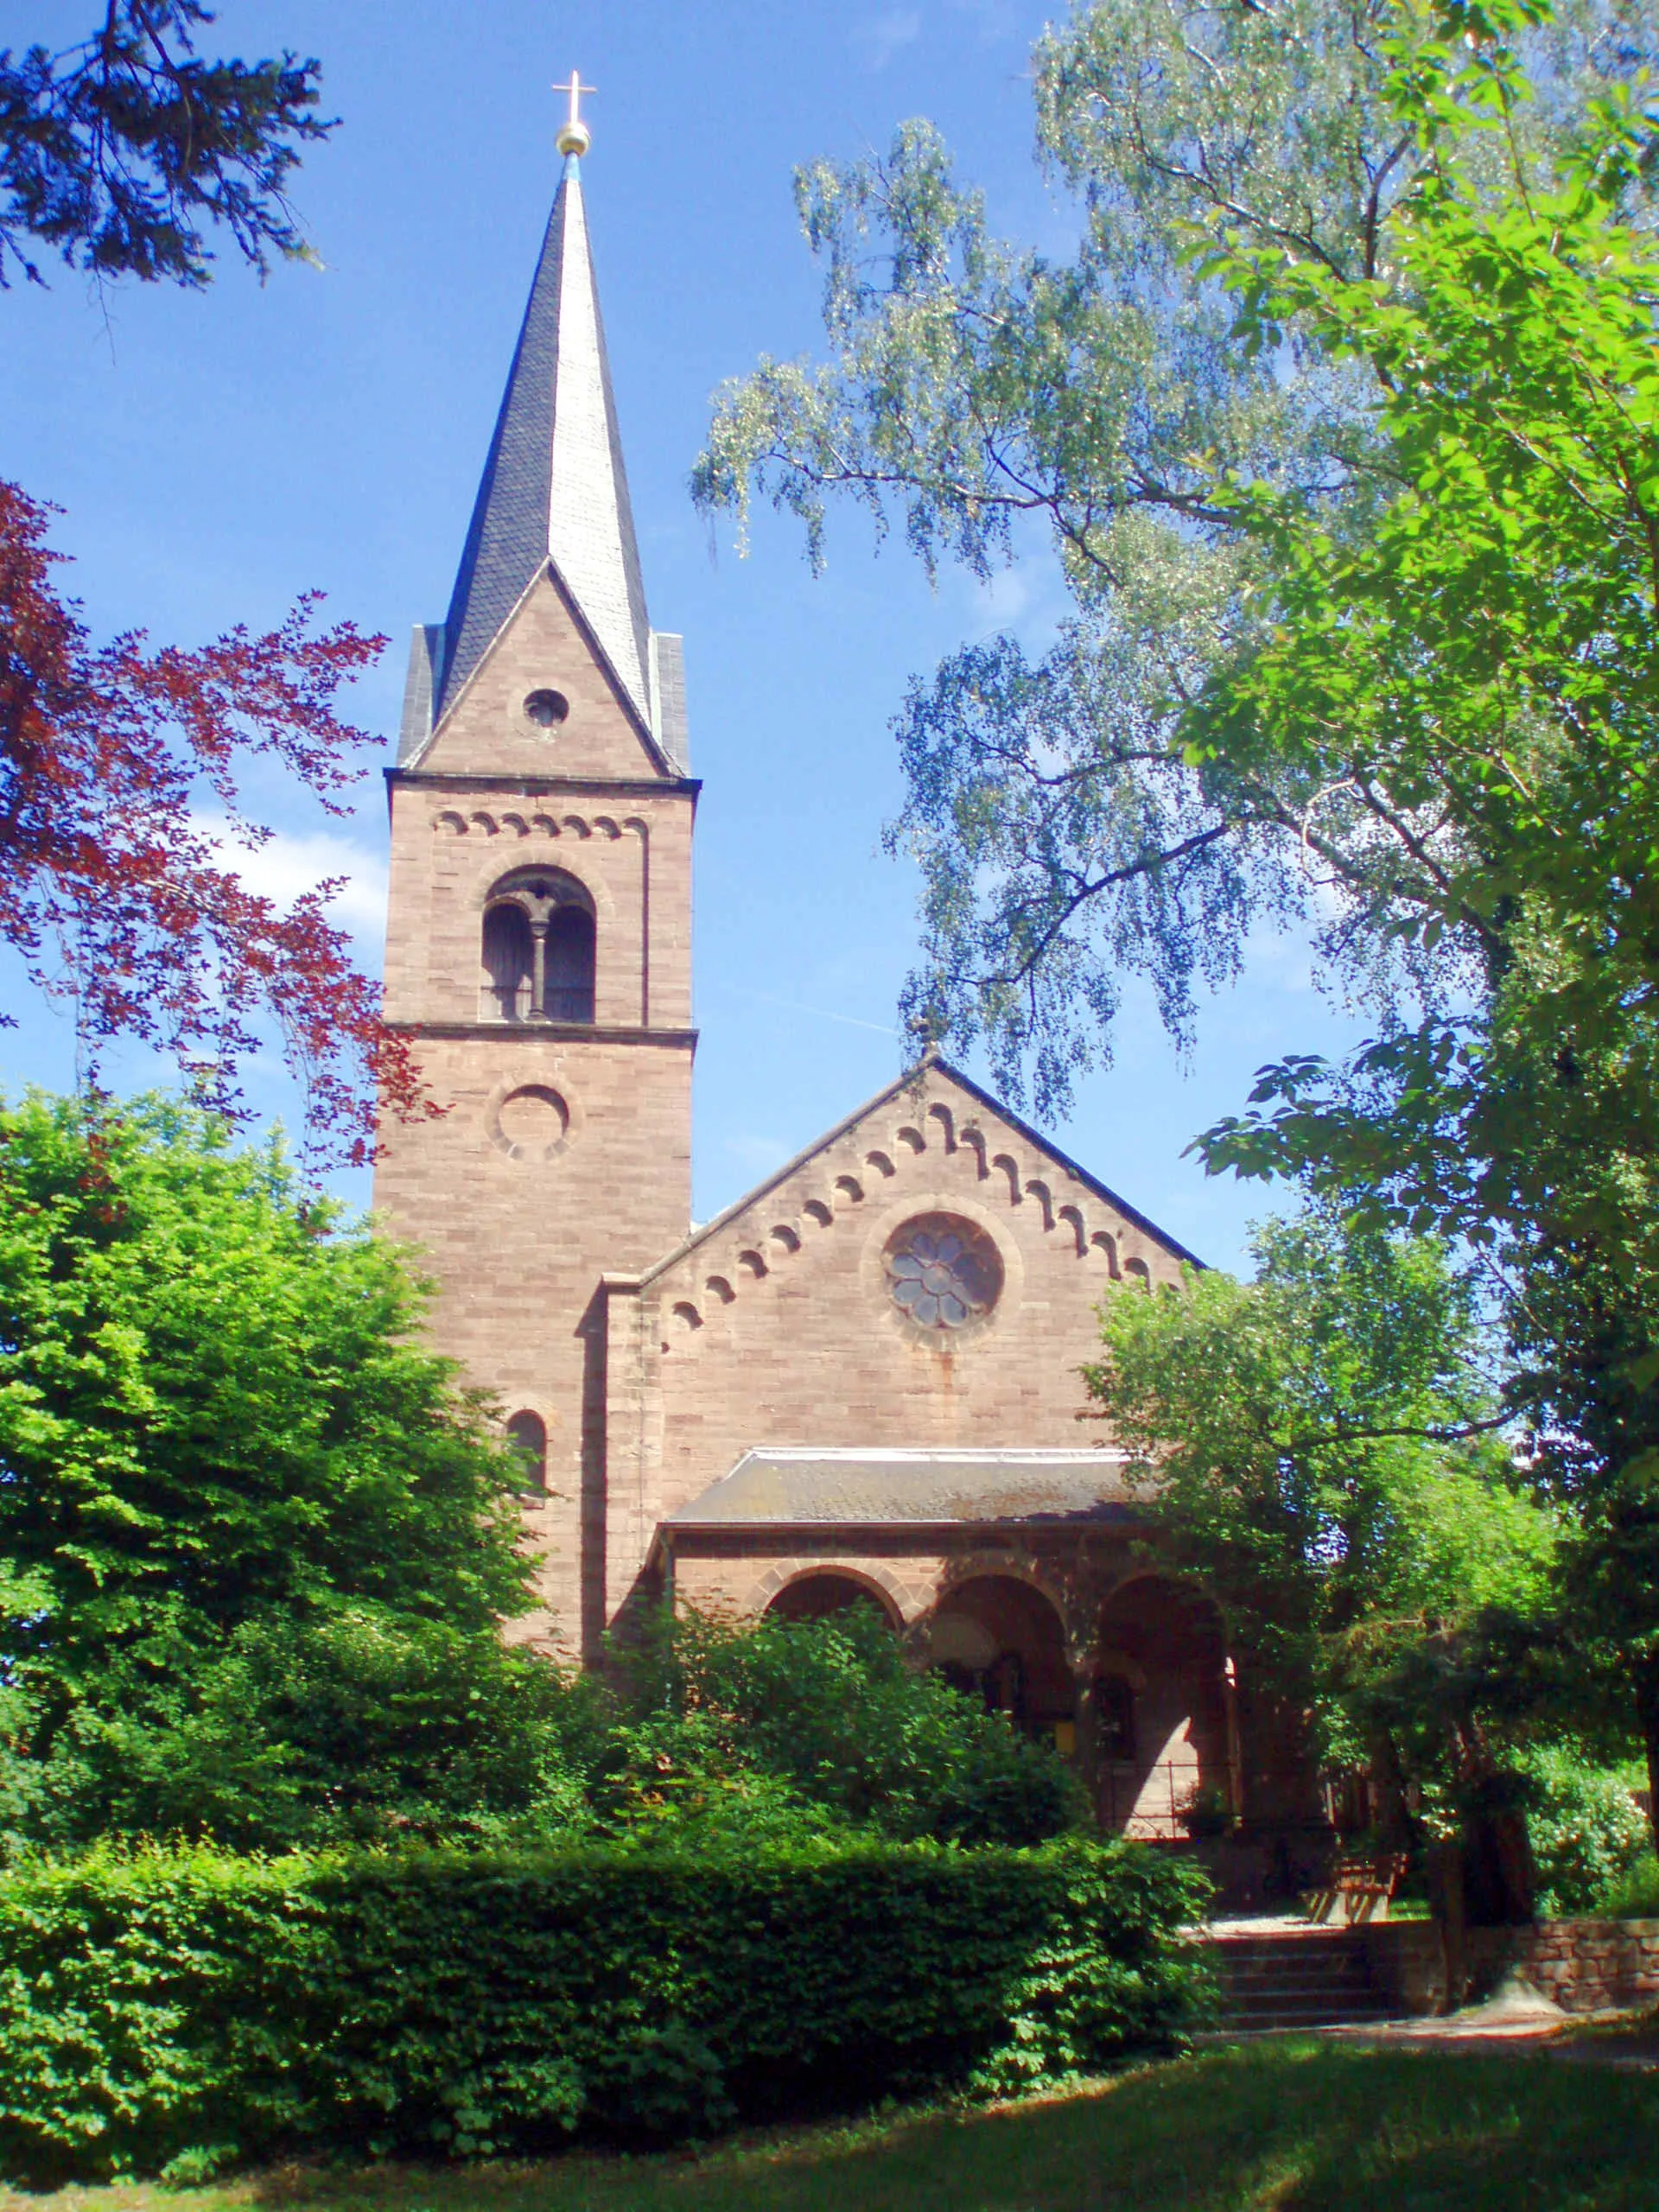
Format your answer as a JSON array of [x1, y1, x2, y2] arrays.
[[4, 2041, 1656, 2212], [1562, 2004, 1659, 2056]]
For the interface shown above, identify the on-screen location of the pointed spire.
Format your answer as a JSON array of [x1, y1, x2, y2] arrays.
[[432, 111, 652, 734]]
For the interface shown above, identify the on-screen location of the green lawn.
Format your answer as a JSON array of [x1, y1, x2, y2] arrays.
[[6, 2043, 1656, 2212]]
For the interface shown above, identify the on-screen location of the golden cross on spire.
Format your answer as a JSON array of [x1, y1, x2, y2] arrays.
[[552, 67, 594, 158]]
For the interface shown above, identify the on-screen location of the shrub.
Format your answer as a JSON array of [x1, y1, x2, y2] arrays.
[[1522, 1748, 1650, 1917], [603, 1605, 1087, 1848], [21, 1613, 601, 1855], [0, 1835, 1208, 2183], [1599, 1851, 1659, 1920]]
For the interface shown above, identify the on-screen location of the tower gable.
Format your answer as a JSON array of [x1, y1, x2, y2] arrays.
[[414, 564, 672, 783]]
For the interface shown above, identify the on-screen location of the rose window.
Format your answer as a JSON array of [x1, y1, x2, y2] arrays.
[[885, 1214, 1003, 1331]]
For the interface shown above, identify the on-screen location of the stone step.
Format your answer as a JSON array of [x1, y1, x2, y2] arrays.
[[1222, 1985, 1379, 2006], [1223, 1998, 1380, 2016], [1211, 1934, 1386, 1955], [1215, 2005, 1397, 2031], [1217, 1959, 1380, 1981], [1211, 1968, 1390, 1991], [1202, 1926, 1398, 2031], [1221, 1971, 1379, 1993]]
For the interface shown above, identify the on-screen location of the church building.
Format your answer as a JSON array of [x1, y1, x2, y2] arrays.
[[372, 97, 1252, 1844]]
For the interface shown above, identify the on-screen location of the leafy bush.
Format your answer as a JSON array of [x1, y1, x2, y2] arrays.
[[17, 1613, 601, 1854], [0, 1837, 1209, 2183], [601, 1607, 1087, 1848], [1599, 1851, 1659, 1920], [1522, 1748, 1650, 1917]]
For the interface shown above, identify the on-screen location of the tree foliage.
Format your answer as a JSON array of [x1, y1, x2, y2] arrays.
[[1160, 10, 1659, 1831], [1088, 1209, 1551, 1706], [601, 1605, 1086, 1850], [698, 0, 1659, 1843], [0, 15, 409, 1160], [0, 482, 415, 1165], [0, 1091, 547, 1849], [1521, 1744, 1649, 1913], [1086, 1207, 1560, 1903], [1504, 1236, 1659, 1840], [1190, 41, 1659, 1262], [0, 3, 331, 289], [0, 1094, 1090, 1855], [695, 0, 1656, 1115]]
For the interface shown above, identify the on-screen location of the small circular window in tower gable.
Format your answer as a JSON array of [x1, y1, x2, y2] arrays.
[[523, 688, 569, 730], [885, 1213, 1003, 1332]]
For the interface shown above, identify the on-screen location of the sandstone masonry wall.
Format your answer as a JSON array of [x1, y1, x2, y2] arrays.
[[601, 1071, 1194, 1620], [374, 570, 696, 1660], [1360, 1917, 1659, 2015]]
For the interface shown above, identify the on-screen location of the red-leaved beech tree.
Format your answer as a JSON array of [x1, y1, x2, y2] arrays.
[[0, 479, 423, 1166]]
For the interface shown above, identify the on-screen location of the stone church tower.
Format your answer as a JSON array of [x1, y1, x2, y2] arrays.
[[373, 106, 696, 1657], [374, 100, 1317, 1867]]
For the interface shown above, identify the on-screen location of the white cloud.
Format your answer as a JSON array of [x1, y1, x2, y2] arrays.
[[724, 1132, 792, 1177], [958, 554, 1071, 654], [950, 0, 1021, 39], [192, 816, 388, 941], [856, 9, 923, 69]]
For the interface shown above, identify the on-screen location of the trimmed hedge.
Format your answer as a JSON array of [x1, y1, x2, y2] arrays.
[[0, 1837, 1208, 2183]]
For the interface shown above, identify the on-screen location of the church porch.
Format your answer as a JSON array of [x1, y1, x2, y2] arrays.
[[652, 1446, 1257, 1846]]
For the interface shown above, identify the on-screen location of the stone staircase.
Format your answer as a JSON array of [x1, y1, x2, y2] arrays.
[[1205, 1928, 1402, 2031]]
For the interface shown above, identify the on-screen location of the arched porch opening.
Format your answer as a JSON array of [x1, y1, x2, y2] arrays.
[[766, 1570, 899, 1627], [1092, 1575, 1230, 1840], [925, 1574, 1075, 1752]]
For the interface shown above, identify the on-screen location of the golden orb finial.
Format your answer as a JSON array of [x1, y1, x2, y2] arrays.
[[552, 68, 594, 160]]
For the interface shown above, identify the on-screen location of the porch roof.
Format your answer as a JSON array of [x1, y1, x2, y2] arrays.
[[661, 1446, 1139, 1534]]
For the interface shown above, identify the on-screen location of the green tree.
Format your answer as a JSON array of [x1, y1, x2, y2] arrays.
[[0, 1090, 570, 1848], [1085, 1206, 1557, 1922], [1165, 17, 1659, 1837], [696, 0, 1659, 1841], [1503, 1241, 1659, 1845], [1, 3, 330, 289], [695, 0, 1654, 1114]]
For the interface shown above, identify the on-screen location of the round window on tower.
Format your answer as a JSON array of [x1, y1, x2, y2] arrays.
[[524, 688, 569, 730], [884, 1213, 1003, 1334]]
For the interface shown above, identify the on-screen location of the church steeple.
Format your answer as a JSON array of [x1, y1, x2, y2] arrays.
[[376, 67, 696, 1664], [402, 85, 684, 765]]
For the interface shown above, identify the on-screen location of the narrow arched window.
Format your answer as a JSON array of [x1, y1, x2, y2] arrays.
[[482, 903, 534, 1022], [505, 1410, 546, 1498], [543, 905, 595, 1023]]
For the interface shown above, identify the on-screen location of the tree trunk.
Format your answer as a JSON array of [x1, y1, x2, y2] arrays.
[[1638, 1665, 1659, 1856], [1430, 1841, 1468, 2014]]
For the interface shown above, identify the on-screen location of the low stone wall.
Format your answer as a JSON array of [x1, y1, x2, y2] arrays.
[[1361, 1918, 1659, 2016], [1472, 1918, 1659, 2013]]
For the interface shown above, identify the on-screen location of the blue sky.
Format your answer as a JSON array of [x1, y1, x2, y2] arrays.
[[4, 0, 1371, 1270]]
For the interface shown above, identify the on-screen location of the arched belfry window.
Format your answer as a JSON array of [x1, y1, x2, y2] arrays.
[[480, 868, 596, 1025], [482, 904, 534, 1020], [543, 905, 595, 1022]]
